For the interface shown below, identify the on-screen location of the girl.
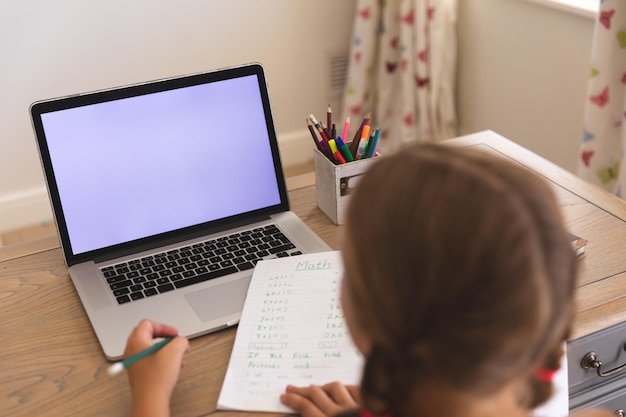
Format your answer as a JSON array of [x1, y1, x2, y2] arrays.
[[280, 143, 611, 417], [124, 143, 612, 417]]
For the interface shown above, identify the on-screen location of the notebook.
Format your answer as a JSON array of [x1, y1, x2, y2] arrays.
[[30, 63, 330, 360]]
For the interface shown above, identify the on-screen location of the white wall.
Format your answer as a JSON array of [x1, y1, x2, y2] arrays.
[[457, 0, 595, 173], [0, 0, 598, 233], [0, 0, 356, 233]]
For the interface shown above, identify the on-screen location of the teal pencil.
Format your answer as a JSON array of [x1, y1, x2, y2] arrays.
[[107, 336, 175, 376], [365, 128, 381, 158]]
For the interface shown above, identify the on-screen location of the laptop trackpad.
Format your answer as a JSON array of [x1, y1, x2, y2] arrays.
[[185, 277, 251, 322]]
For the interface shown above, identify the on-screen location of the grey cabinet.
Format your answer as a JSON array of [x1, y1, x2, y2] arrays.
[[570, 323, 626, 414]]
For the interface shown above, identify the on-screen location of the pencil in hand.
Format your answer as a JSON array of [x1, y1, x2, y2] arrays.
[[107, 336, 175, 376]]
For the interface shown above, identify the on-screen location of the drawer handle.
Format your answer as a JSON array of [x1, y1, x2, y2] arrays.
[[581, 346, 626, 377]]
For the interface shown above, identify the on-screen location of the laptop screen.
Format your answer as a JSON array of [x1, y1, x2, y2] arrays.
[[32, 65, 287, 261]]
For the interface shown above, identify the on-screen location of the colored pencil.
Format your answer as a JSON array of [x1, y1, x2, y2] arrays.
[[342, 116, 350, 144], [349, 112, 371, 157], [328, 139, 346, 164], [365, 128, 381, 158], [336, 136, 354, 162], [107, 337, 175, 376], [307, 119, 323, 152], [327, 105, 332, 138]]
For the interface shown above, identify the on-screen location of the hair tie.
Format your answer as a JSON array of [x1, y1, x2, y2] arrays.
[[534, 368, 558, 382]]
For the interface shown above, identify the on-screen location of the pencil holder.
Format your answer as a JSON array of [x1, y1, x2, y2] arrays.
[[314, 149, 379, 225]]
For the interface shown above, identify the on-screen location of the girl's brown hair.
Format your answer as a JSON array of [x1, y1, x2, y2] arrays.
[[342, 143, 577, 414]]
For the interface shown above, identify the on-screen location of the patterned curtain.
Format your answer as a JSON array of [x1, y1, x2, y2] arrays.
[[578, 1, 626, 198], [342, 0, 458, 154]]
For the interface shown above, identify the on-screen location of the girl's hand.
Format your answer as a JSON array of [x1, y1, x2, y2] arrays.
[[124, 319, 190, 417], [280, 382, 360, 417]]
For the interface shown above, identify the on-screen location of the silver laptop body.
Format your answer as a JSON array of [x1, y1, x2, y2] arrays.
[[30, 63, 330, 360]]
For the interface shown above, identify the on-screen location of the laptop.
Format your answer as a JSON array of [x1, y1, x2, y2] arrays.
[[30, 63, 330, 360]]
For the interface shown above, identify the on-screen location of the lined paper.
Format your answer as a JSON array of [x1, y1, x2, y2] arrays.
[[217, 250, 363, 412], [216, 250, 568, 416]]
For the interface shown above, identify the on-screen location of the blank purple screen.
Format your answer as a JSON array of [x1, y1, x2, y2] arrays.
[[41, 75, 281, 255]]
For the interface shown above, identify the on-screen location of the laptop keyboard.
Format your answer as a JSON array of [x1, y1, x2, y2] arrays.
[[100, 224, 302, 304]]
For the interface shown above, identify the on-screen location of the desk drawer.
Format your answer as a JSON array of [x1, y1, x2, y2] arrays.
[[571, 380, 626, 415], [569, 322, 626, 395]]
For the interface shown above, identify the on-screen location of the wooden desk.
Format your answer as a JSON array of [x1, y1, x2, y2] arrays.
[[2, 131, 626, 417]]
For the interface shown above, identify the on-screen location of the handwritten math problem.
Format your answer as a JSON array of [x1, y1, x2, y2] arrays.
[[217, 250, 363, 412]]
